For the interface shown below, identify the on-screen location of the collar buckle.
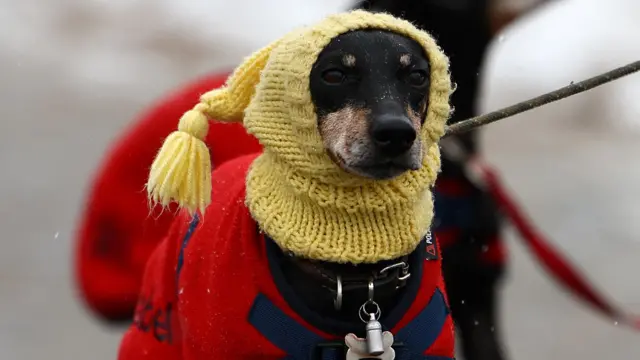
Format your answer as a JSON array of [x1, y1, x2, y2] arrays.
[[378, 261, 411, 288]]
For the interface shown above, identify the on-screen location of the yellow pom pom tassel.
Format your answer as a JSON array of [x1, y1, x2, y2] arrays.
[[145, 39, 279, 216], [147, 103, 212, 215]]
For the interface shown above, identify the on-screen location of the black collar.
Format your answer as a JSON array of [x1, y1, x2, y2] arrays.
[[283, 251, 410, 311], [265, 234, 426, 336]]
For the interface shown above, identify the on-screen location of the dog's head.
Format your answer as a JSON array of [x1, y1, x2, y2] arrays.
[[146, 10, 451, 216], [310, 30, 431, 180]]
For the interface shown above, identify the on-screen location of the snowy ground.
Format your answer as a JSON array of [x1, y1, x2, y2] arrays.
[[0, 0, 639, 359]]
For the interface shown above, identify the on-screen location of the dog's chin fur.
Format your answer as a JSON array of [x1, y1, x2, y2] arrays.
[[347, 162, 417, 180]]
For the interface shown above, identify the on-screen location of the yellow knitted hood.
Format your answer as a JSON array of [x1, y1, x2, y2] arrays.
[[147, 10, 452, 263]]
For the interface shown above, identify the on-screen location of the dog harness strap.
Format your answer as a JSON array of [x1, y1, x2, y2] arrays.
[[483, 166, 640, 331], [319, 348, 342, 360], [248, 288, 451, 360], [394, 288, 450, 357], [175, 215, 200, 285], [248, 293, 336, 359], [444, 136, 640, 331]]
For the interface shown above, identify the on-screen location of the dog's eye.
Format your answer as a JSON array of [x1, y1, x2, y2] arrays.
[[321, 69, 346, 84], [407, 70, 428, 87]]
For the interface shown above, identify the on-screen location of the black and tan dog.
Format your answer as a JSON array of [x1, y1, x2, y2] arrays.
[[74, 2, 542, 360], [120, 11, 455, 360], [288, 29, 434, 320]]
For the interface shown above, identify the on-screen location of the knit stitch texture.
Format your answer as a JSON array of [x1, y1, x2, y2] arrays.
[[147, 10, 453, 263]]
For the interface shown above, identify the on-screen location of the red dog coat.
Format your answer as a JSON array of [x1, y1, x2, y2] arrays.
[[74, 73, 262, 321], [117, 154, 455, 359]]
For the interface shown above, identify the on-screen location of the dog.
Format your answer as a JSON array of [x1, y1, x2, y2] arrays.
[[75, 2, 522, 360], [118, 11, 455, 360], [285, 29, 433, 321], [359, 1, 529, 360]]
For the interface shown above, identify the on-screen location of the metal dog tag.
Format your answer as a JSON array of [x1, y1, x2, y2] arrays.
[[365, 313, 385, 355], [357, 299, 388, 356]]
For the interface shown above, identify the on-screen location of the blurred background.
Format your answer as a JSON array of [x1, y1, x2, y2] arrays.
[[0, 0, 638, 359]]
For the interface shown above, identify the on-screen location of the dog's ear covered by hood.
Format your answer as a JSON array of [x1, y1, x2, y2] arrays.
[[146, 10, 452, 220]]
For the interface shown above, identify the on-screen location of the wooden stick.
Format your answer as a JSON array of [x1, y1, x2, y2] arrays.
[[444, 60, 640, 136]]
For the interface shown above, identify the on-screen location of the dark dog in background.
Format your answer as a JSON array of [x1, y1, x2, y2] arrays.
[[353, 1, 546, 360]]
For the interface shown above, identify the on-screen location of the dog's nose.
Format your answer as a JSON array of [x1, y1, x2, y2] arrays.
[[371, 115, 416, 157]]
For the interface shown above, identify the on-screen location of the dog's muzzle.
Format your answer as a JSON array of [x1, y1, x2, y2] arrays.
[[370, 114, 417, 158]]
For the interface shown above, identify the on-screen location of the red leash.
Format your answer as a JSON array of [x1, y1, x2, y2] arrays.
[[480, 165, 640, 330]]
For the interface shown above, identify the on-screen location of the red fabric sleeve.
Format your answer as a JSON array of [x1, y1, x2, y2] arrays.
[[117, 213, 193, 360], [74, 72, 262, 322]]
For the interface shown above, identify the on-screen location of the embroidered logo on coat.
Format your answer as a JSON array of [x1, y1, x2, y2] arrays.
[[424, 232, 438, 260]]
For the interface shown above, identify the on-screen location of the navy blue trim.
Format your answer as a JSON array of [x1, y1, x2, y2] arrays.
[[248, 293, 323, 359], [319, 348, 342, 360], [175, 215, 200, 284], [395, 288, 450, 356], [248, 289, 452, 360]]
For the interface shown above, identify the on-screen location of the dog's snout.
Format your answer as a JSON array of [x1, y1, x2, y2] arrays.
[[371, 115, 416, 157]]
